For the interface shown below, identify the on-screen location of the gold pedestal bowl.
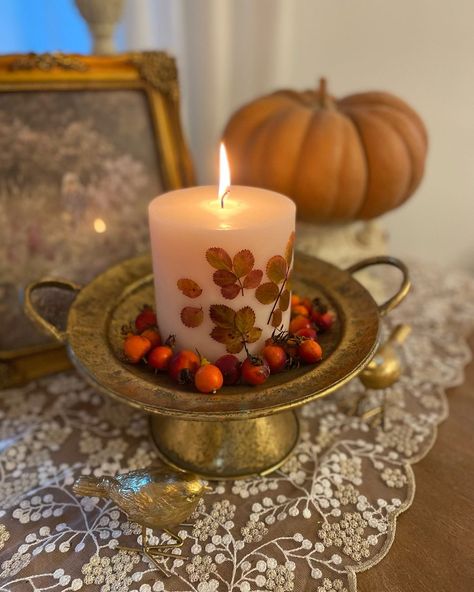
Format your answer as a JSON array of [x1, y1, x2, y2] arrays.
[[25, 252, 409, 480]]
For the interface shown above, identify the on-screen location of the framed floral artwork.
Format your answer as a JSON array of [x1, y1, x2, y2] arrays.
[[0, 52, 194, 378]]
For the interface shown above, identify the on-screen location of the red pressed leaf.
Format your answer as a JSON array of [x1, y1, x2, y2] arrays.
[[266, 255, 287, 284], [235, 306, 256, 334], [180, 306, 203, 328], [206, 247, 232, 270], [255, 282, 280, 305], [177, 278, 202, 298], [243, 269, 263, 289], [233, 249, 254, 278], [279, 289, 290, 312], [221, 284, 241, 300], [213, 269, 237, 287], [209, 304, 235, 328]]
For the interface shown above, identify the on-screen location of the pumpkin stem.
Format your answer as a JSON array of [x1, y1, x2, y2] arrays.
[[317, 77, 331, 108], [319, 77, 327, 98]]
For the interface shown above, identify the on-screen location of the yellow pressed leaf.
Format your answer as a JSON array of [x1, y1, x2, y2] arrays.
[[266, 255, 287, 284], [285, 231, 295, 266], [255, 282, 279, 305], [233, 249, 254, 278], [235, 306, 255, 333], [271, 309, 282, 327], [206, 247, 232, 270], [279, 289, 290, 312]]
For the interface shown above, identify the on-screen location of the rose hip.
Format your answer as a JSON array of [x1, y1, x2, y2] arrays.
[[312, 310, 334, 331], [194, 364, 224, 393], [147, 345, 173, 371], [241, 356, 270, 386], [168, 350, 200, 384], [123, 334, 152, 364], [141, 328, 161, 348], [289, 315, 312, 334], [295, 327, 317, 340], [135, 307, 157, 333], [215, 354, 241, 385], [298, 339, 323, 364], [291, 304, 310, 318], [261, 344, 287, 374]]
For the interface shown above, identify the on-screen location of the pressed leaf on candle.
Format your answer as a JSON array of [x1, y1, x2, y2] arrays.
[[261, 232, 295, 326], [180, 306, 204, 328], [256, 282, 280, 304], [279, 289, 290, 312], [177, 278, 202, 298], [221, 283, 241, 300], [209, 304, 236, 328], [209, 304, 262, 354], [213, 269, 237, 287], [266, 255, 287, 284], [235, 306, 255, 333], [243, 269, 263, 289], [233, 249, 254, 278], [285, 231, 295, 266], [271, 309, 283, 328], [207, 246, 263, 299], [206, 247, 232, 271]]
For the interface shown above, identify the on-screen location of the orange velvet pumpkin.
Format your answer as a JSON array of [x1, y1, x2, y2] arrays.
[[222, 79, 428, 222]]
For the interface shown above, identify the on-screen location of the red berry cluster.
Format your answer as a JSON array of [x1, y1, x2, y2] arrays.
[[122, 294, 334, 394]]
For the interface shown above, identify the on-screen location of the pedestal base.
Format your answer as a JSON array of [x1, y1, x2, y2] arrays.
[[150, 410, 300, 480]]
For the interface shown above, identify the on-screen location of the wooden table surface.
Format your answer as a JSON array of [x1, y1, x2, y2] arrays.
[[358, 334, 474, 591]]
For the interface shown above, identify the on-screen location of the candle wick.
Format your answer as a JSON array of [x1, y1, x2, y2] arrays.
[[220, 188, 230, 208]]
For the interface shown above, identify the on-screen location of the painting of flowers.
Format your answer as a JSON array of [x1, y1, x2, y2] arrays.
[[0, 89, 163, 349]]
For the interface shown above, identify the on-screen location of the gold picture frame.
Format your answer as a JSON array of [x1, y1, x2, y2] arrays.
[[0, 52, 195, 387]]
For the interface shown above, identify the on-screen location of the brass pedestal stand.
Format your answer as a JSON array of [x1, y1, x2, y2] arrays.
[[150, 410, 299, 480], [25, 253, 409, 480]]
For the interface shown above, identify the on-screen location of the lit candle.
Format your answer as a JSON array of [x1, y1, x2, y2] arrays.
[[148, 144, 296, 361]]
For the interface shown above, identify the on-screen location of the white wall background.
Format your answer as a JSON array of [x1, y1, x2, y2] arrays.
[[122, 0, 474, 272]]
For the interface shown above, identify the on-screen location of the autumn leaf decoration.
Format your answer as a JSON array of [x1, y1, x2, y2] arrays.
[[206, 247, 263, 300], [178, 278, 203, 328], [256, 231, 295, 327], [209, 304, 262, 354]]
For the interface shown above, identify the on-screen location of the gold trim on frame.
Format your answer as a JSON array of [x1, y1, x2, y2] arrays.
[[0, 52, 195, 384]]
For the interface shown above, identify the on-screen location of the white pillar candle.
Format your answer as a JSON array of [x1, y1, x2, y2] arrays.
[[148, 152, 296, 362]]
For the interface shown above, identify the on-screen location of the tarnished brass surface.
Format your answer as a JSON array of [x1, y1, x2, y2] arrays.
[[25, 252, 410, 477], [345, 257, 411, 317], [150, 411, 300, 480], [62, 253, 383, 419], [359, 324, 412, 389]]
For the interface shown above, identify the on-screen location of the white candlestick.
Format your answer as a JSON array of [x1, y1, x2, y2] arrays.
[[148, 185, 295, 361]]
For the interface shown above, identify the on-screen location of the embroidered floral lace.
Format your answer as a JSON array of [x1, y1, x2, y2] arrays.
[[0, 262, 473, 592]]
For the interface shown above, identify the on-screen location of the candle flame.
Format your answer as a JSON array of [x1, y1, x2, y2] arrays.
[[218, 143, 231, 208]]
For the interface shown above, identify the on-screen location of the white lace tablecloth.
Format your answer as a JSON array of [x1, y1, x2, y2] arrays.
[[1, 262, 473, 592]]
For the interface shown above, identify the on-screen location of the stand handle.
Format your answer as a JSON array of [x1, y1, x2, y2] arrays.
[[345, 256, 411, 317], [24, 279, 82, 344]]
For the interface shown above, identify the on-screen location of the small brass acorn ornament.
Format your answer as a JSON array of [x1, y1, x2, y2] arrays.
[[73, 467, 211, 575]]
